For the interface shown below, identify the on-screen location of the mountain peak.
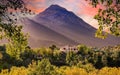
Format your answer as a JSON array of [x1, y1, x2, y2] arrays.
[[37, 4, 83, 25], [43, 4, 67, 13], [49, 4, 63, 9]]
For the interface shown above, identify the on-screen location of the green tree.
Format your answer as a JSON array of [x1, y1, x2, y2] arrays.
[[77, 45, 90, 55], [5, 25, 28, 60], [30, 59, 58, 75], [87, 0, 120, 38], [66, 51, 81, 66], [77, 62, 95, 72], [49, 45, 59, 51], [0, 66, 28, 75], [20, 47, 35, 66], [0, 0, 29, 60]]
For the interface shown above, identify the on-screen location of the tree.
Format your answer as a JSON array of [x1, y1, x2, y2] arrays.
[[0, 66, 28, 75], [77, 62, 95, 72], [77, 45, 90, 55], [20, 47, 35, 66], [87, 0, 120, 38], [66, 51, 81, 66], [0, 0, 29, 59], [5, 25, 28, 60], [29, 59, 58, 75], [0, 0, 26, 21], [49, 45, 59, 51]]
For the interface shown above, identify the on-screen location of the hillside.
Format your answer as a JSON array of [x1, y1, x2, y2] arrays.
[[21, 4, 120, 48]]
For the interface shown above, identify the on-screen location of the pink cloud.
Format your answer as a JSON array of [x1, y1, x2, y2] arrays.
[[77, 0, 100, 16], [27, 4, 45, 13], [22, 0, 99, 28], [24, 0, 100, 16], [79, 5, 100, 16], [24, 0, 46, 13]]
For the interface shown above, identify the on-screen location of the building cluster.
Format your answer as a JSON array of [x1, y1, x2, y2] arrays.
[[60, 45, 78, 52]]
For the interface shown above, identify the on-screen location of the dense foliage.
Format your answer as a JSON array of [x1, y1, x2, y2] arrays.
[[87, 0, 120, 38], [0, 44, 120, 75], [0, 0, 30, 60], [1, 59, 120, 75]]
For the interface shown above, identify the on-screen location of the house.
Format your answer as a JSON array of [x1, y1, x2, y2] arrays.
[[60, 45, 78, 52]]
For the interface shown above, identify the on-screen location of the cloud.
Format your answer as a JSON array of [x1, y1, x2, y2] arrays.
[[24, 0, 46, 13], [27, 4, 45, 13], [23, 0, 99, 16], [23, 0, 100, 28], [79, 5, 100, 16], [77, 0, 99, 16]]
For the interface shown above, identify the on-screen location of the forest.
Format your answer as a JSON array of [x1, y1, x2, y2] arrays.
[[0, 44, 120, 75]]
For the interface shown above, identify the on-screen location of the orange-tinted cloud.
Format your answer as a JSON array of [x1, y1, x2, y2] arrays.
[[24, 0, 100, 16], [34, 0, 44, 2], [24, 0, 46, 13], [23, 0, 100, 28], [79, 5, 100, 16], [77, 0, 100, 16], [27, 4, 45, 13]]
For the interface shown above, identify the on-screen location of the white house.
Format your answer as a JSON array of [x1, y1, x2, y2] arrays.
[[60, 45, 78, 52]]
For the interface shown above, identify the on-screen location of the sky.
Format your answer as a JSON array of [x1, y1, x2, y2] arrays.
[[24, 0, 100, 28]]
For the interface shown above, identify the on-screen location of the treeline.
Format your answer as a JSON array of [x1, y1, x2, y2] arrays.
[[1, 59, 120, 75], [0, 44, 120, 75]]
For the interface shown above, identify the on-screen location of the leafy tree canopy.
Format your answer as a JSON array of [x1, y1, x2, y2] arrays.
[[87, 0, 120, 38], [0, 0, 29, 59]]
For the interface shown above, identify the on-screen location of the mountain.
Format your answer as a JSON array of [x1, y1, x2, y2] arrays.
[[22, 18, 77, 48], [22, 4, 120, 48]]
